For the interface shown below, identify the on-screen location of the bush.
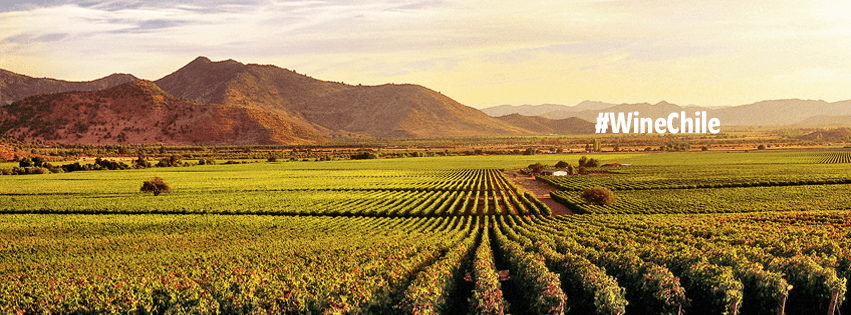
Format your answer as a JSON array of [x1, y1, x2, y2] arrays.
[[578, 156, 600, 168], [141, 177, 172, 196], [581, 186, 615, 206]]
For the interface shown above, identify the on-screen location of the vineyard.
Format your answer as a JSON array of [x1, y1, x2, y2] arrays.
[[2, 212, 849, 314], [0, 166, 552, 217], [816, 152, 851, 164], [541, 151, 851, 215], [0, 152, 850, 314]]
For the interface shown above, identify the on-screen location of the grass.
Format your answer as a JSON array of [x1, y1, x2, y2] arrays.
[[2, 151, 850, 215]]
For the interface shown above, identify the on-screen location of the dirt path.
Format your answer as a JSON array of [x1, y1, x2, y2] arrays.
[[502, 169, 574, 216]]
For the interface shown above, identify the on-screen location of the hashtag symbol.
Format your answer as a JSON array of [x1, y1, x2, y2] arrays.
[[595, 113, 609, 133]]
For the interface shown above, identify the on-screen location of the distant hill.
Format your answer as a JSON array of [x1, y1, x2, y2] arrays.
[[793, 115, 851, 128], [712, 100, 851, 126], [494, 114, 594, 135], [482, 101, 615, 117], [0, 69, 137, 105], [797, 128, 851, 141], [486, 99, 851, 128], [0, 80, 325, 145], [155, 57, 531, 138]]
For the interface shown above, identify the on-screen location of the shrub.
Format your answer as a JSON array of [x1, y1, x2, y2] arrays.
[[581, 186, 615, 206], [527, 163, 547, 173], [141, 177, 172, 196], [578, 156, 600, 168], [19, 157, 33, 168]]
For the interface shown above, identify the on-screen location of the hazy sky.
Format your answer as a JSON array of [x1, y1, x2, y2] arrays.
[[2, 0, 849, 108]]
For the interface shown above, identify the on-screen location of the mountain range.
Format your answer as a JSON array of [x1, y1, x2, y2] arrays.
[[4, 56, 847, 146], [0, 70, 137, 106], [0, 57, 593, 145], [483, 100, 851, 127]]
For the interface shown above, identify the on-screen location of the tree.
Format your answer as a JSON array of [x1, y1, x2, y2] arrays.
[[581, 187, 615, 206], [757, 144, 766, 150], [527, 163, 547, 173], [19, 157, 33, 168], [32, 156, 45, 167], [586, 158, 600, 168], [156, 155, 181, 167], [135, 155, 151, 168], [554, 161, 570, 168], [141, 177, 172, 196], [578, 156, 600, 168]]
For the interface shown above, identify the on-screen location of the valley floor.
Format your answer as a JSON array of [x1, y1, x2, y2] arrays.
[[1, 152, 849, 314]]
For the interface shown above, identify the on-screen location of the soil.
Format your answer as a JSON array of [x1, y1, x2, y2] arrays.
[[502, 169, 574, 216]]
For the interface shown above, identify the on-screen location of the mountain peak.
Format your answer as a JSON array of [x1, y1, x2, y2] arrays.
[[0, 69, 138, 105], [191, 56, 212, 64]]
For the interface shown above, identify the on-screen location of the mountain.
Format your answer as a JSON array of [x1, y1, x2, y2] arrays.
[[494, 114, 594, 135], [482, 101, 615, 117], [711, 100, 851, 126], [489, 99, 851, 128], [541, 101, 695, 122], [155, 57, 530, 138], [0, 69, 137, 105], [797, 128, 851, 141], [482, 104, 576, 117], [0, 80, 325, 145], [792, 115, 851, 128]]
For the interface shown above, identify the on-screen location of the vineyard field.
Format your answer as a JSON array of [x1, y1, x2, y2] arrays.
[[2, 212, 849, 314], [0, 159, 552, 216], [552, 184, 851, 214], [541, 150, 851, 215], [1, 151, 850, 314]]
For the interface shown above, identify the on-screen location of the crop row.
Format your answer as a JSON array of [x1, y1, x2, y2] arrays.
[[0, 215, 484, 314], [525, 212, 850, 314], [0, 169, 552, 217], [815, 152, 851, 164], [3, 211, 850, 314], [550, 184, 851, 215], [538, 172, 851, 191]]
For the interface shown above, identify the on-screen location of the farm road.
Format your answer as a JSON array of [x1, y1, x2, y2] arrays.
[[503, 170, 574, 216]]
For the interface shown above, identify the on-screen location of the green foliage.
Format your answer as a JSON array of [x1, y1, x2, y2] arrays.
[[141, 177, 172, 196], [156, 155, 182, 167], [581, 187, 615, 206], [397, 221, 477, 314], [545, 211, 851, 314], [468, 228, 507, 315], [0, 215, 478, 314], [493, 219, 567, 314], [578, 155, 600, 168], [552, 184, 851, 214]]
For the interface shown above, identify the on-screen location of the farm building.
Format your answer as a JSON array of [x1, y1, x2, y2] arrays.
[[541, 170, 568, 176], [603, 163, 632, 167]]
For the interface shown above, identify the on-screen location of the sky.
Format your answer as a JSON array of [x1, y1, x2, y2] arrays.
[[1, 0, 850, 109]]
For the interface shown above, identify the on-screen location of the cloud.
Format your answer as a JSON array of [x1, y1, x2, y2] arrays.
[[0, 0, 850, 107]]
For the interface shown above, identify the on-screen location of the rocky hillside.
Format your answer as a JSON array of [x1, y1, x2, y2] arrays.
[[494, 114, 594, 135], [0, 70, 137, 105], [155, 57, 532, 138], [0, 80, 325, 145]]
